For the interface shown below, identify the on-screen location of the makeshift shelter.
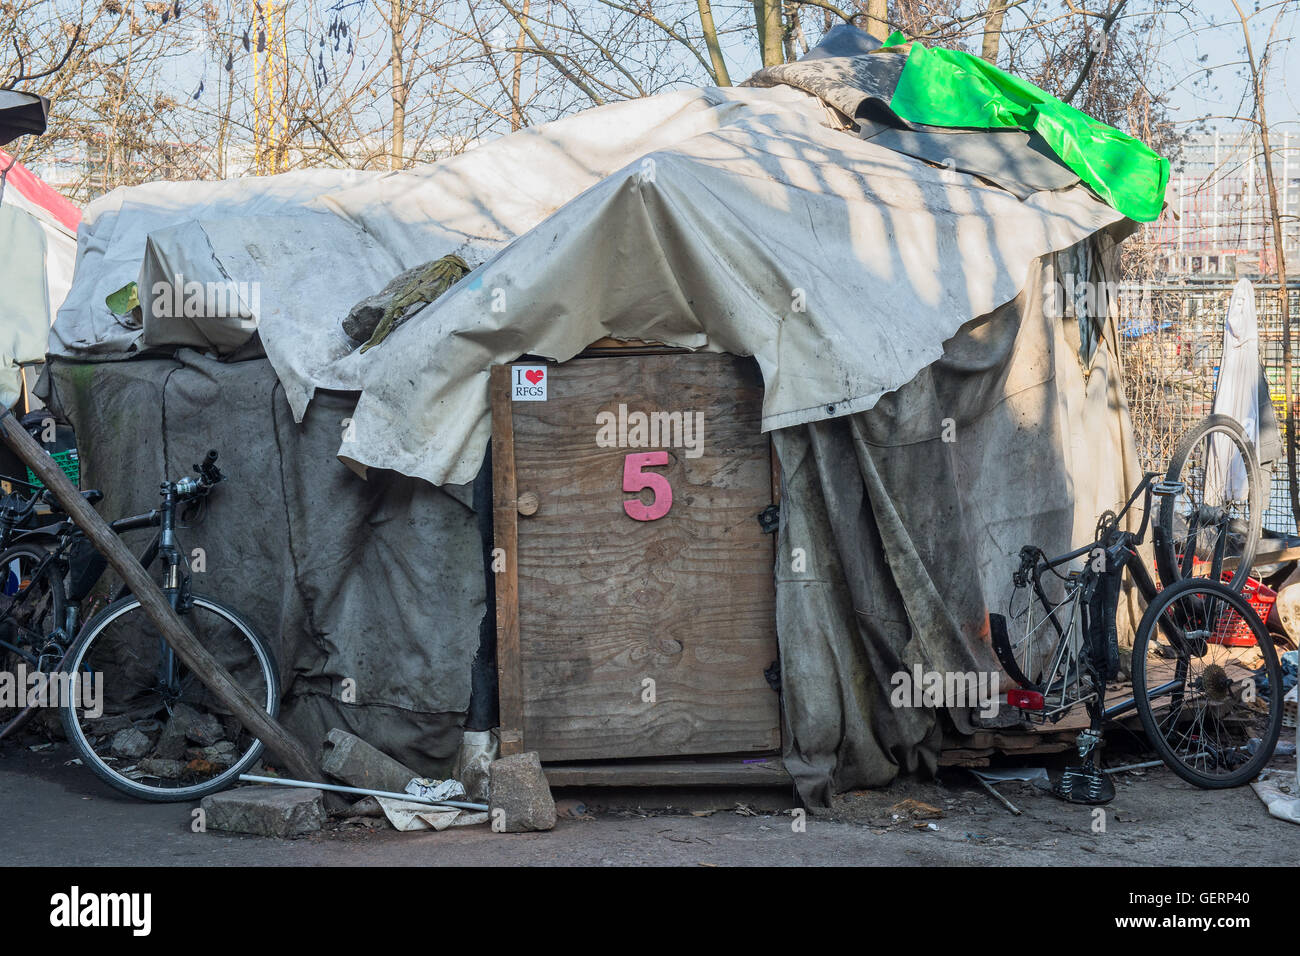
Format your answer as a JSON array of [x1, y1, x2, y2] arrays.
[[39, 29, 1158, 805], [1, 92, 79, 411]]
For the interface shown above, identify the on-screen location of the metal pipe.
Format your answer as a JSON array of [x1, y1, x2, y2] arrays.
[[238, 773, 489, 811], [1102, 760, 1164, 775], [1104, 678, 1182, 719], [968, 771, 1021, 815]]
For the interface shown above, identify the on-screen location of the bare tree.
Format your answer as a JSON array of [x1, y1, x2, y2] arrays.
[[981, 0, 1009, 62], [1228, 0, 1296, 522], [864, 0, 886, 39], [386, 0, 407, 167], [0, 0, 1214, 207]]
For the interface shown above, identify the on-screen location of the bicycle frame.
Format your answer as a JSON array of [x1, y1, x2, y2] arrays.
[[1004, 472, 1191, 728], [0, 490, 188, 676], [0, 452, 223, 748]]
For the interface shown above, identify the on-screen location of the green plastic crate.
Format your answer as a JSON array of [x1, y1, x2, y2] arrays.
[[26, 448, 80, 489]]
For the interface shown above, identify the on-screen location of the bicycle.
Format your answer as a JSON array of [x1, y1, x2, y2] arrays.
[[0, 479, 94, 737], [0, 451, 279, 801], [990, 468, 1284, 803]]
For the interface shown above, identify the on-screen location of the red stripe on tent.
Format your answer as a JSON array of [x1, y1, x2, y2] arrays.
[[0, 148, 81, 233]]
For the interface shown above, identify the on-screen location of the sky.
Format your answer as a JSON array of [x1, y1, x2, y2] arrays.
[[715, 0, 1300, 139], [1156, 0, 1300, 135], [165, 1, 1300, 145]]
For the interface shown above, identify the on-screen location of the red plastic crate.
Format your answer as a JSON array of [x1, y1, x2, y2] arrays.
[[1151, 561, 1273, 647], [1214, 572, 1275, 646]]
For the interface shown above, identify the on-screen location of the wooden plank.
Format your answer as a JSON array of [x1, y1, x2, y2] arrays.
[[769, 438, 781, 506], [509, 353, 780, 761], [489, 365, 524, 756], [1224, 541, 1300, 571], [938, 748, 994, 767], [543, 755, 788, 787]]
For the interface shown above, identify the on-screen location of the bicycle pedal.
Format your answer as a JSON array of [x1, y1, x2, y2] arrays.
[[1054, 763, 1115, 805]]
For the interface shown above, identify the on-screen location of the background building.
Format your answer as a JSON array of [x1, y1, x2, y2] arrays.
[[1146, 129, 1298, 278]]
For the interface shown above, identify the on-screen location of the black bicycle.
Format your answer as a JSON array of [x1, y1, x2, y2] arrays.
[[0, 451, 279, 801], [991, 463, 1284, 802], [0, 479, 98, 732]]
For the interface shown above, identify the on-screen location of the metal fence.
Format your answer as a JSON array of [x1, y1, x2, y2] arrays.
[[1114, 281, 1300, 534]]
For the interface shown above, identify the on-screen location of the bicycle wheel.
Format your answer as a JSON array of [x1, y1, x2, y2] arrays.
[[0, 544, 66, 732], [992, 575, 1083, 693], [60, 593, 279, 802], [1132, 577, 1283, 788], [1155, 414, 1262, 592]]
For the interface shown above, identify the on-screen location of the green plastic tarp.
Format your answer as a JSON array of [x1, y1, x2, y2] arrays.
[[882, 32, 1168, 222]]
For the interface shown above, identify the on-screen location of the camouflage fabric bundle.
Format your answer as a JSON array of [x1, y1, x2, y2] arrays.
[[343, 254, 471, 352]]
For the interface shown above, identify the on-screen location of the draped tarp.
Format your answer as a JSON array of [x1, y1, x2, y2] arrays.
[[0, 91, 48, 147], [881, 34, 1169, 222], [49, 84, 1122, 487], [0, 148, 77, 409], [775, 228, 1144, 805], [39, 351, 485, 774], [1210, 277, 1283, 493]]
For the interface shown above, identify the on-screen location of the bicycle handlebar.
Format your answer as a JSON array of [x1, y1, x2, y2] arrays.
[[99, 451, 223, 534], [172, 449, 223, 501], [1022, 471, 1167, 578]]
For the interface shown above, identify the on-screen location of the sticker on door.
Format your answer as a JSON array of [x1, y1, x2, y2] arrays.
[[512, 366, 548, 401]]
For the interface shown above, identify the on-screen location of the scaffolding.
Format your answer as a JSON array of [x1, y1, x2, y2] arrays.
[[251, 0, 290, 174]]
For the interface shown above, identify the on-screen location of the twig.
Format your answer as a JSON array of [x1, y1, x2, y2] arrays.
[[969, 770, 1022, 815]]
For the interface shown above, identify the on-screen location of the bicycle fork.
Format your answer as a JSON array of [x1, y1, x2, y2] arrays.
[[154, 483, 184, 704]]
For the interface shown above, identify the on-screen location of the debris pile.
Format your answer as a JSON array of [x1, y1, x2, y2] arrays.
[[93, 704, 243, 783], [200, 728, 558, 837]]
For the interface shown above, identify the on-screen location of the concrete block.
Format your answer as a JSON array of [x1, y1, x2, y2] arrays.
[[489, 751, 556, 832], [321, 728, 420, 794], [201, 786, 325, 837]]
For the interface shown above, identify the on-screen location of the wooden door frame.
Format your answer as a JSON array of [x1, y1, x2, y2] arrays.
[[489, 361, 526, 756], [490, 344, 781, 759]]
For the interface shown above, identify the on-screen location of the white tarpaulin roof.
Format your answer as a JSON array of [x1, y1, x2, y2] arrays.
[[50, 84, 1124, 485]]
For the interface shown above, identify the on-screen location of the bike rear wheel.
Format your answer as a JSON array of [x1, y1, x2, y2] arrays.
[[1132, 577, 1283, 788], [992, 574, 1084, 694], [1155, 414, 1262, 592], [60, 593, 279, 802], [0, 543, 67, 736]]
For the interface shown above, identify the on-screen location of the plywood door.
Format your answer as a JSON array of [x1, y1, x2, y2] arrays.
[[497, 353, 780, 761]]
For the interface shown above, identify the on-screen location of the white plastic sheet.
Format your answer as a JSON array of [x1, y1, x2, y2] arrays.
[[1, 173, 76, 408], [1210, 278, 1263, 502], [375, 777, 487, 831], [1251, 770, 1300, 825]]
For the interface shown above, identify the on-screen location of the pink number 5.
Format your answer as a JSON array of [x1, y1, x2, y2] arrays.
[[622, 452, 673, 521]]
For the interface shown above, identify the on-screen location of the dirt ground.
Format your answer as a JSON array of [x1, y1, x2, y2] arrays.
[[2, 740, 1297, 866]]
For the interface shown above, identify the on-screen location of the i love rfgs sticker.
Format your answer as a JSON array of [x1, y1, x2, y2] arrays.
[[512, 365, 548, 401]]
